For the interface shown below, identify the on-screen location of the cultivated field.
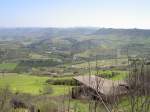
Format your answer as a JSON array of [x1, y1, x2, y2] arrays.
[[0, 73, 71, 96]]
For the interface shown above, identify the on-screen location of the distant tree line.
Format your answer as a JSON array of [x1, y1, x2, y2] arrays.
[[14, 59, 62, 73]]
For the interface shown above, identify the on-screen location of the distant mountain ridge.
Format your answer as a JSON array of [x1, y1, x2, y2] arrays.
[[94, 28, 150, 38], [0, 27, 98, 41], [0, 27, 150, 59], [0, 28, 150, 41]]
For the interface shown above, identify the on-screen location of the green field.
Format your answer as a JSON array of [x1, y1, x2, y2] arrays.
[[0, 71, 127, 97], [0, 63, 17, 70], [72, 58, 128, 68], [97, 70, 128, 80], [0, 73, 71, 96]]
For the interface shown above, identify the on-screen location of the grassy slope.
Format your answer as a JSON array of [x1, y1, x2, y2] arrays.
[[72, 58, 128, 68], [0, 63, 17, 70], [97, 70, 128, 80], [0, 73, 71, 96]]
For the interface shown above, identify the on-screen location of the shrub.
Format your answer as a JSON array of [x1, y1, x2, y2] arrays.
[[42, 85, 53, 94], [97, 70, 119, 78], [36, 101, 58, 112], [46, 78, 77, 86], [0, 86, 12, 112]]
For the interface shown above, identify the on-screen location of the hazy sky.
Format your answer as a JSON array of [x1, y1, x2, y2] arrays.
[[0, 0, 150, 28]]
